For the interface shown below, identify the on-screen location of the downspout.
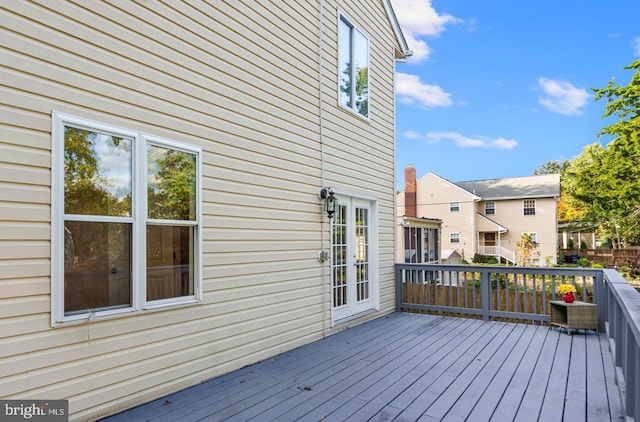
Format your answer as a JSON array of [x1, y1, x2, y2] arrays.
[[318, 0, 328, 338]]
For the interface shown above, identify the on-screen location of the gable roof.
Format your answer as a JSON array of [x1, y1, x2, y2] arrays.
[[455, 174, 560, 201], [420, 172, 481, 201]]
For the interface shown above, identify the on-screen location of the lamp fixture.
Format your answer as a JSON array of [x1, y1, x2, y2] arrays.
[[320, 187, 337, 219]]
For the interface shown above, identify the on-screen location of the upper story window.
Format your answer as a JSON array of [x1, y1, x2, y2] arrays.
[[450, 232, 461, 243], [51, 113, 202, 325], [450, 201, 460, 212], [523, 199, 536, 216], [523, 232, 538, 243], [338, 14, 369, 118], [485, 201, 495, 215]]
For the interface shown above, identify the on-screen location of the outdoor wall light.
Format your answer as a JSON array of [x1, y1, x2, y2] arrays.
[[320, 187, 337, 219]]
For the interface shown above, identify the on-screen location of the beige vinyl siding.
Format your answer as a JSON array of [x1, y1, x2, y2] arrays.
[[1, 0, 400, 420], [319, 2, 398, 313]]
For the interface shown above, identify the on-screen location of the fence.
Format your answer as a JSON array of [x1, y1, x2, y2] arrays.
[[562, 248, 640, 266]]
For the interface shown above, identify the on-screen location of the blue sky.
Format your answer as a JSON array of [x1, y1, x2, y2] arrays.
[[390, 0, 640, 189]]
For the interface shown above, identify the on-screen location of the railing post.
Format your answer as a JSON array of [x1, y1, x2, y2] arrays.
[[481, 270, 490, 321], [396, 265, 403, 312], [594, 270, 606, 332]]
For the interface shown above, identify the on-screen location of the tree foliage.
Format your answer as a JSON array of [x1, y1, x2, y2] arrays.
[[533, 160, 567, 176], [148, 148, 196, 221], [554, 60, 640, 247]]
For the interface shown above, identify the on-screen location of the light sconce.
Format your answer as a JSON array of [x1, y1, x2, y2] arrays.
[[320, 187, 337, 219]]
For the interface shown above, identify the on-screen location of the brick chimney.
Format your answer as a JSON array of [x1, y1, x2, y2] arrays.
[[404, 165, 417, 217]]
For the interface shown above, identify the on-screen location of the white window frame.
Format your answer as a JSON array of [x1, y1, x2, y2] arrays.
[[450, 232, 461, 243], [523, 199, 536, 216], [450, 201, 460, 212], [337, 12, 370, 119], [51, 113, 203, 326], [485, 201, 496, 215], [523, 232, 538, 243]]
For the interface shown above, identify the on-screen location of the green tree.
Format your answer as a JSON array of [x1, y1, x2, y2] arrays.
[[533, 160, 567, 176], [589, 59, 640, 246]]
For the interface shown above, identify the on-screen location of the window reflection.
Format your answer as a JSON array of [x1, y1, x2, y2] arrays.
[[338, 16, 369, 118], [147, 145, 197, 221], [64, 127, 131, 216]]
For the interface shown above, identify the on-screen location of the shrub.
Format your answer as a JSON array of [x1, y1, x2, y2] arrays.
[[473, 253, 492, 264], [577, 257, 590, 267]]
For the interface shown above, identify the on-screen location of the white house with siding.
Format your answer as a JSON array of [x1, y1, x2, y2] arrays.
[[0, 1, 410, 420]]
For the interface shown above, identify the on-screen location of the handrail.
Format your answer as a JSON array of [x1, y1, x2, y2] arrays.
[[477, 245, 516, 264], [394, 263, 639, 420], [602, 269, 640, 421]]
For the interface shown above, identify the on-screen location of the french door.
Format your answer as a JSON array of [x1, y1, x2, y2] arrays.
[[331, 197, 373, 321]]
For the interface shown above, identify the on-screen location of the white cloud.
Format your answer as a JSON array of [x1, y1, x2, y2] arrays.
[[402, 130, 422, 139], [537, 78, 590, 116], [396, 73, 452, 108], [634, 37, 640, 56], [391, 0, 460, 63], [406, 131, 518, 149]]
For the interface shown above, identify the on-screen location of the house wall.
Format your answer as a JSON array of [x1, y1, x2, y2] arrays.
[[0, 1, 400, 420], [412, 173, 477, 261], [478, 198, 559, 265]]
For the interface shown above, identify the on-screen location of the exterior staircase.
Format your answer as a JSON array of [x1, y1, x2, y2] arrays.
[[478, 245, 516, 265]]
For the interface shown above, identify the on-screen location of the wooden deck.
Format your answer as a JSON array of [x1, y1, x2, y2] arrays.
[[102, 313, 625, 421]]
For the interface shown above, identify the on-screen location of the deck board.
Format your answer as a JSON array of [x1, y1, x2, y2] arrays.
[[102, 313, 625, 422]]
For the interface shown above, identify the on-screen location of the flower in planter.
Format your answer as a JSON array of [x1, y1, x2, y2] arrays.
[[558, 283, 576, 294]]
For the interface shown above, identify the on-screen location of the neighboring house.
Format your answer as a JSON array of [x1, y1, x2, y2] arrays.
[[398, 167, 560, 266], [0, 2, 410, 420]]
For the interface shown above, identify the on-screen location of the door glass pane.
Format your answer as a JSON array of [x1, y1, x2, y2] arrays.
[[64, 221, 131, 314], [332, 204, 348, 308], [147, 145, 197, 221], [147, 225, 194, 301], [64, 126, 132, 216], [355, 207, 369, 302]]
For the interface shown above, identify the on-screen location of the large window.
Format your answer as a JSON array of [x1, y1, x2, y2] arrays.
[[523, 199, 536, 216], [338, 14, 369, 118], [52, 113, 202, 324]]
